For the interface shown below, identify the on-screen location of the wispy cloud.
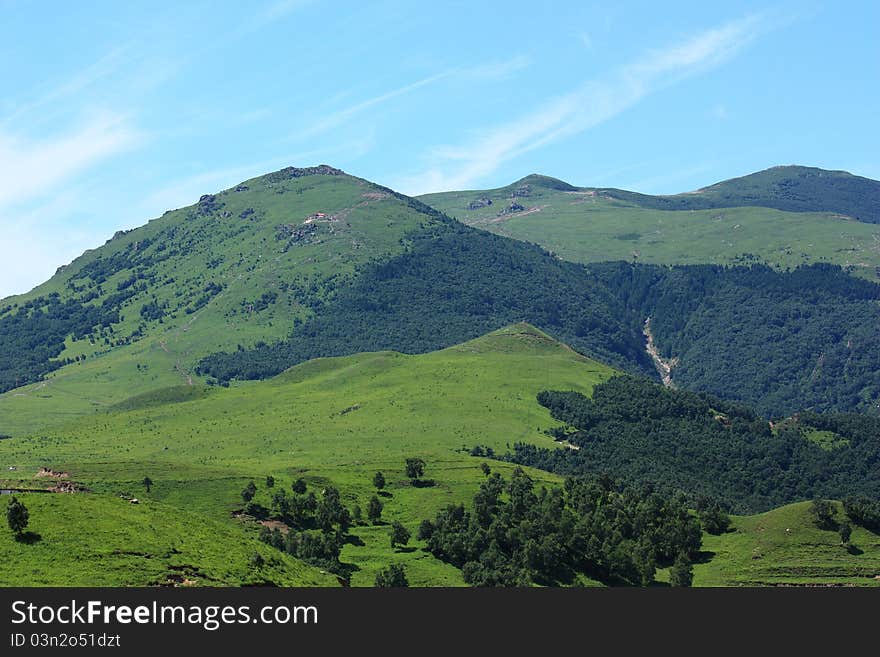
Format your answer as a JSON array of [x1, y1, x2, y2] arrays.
[[0, 111, 141, 211], [296, 71, 453, 140], [575, 31, 593, 49], [395, 14, 767, 195], [465, 55, 531, 80], [712, 103, 729, 120], [0, 45, 132, 127], [246, 0, 315, 32], [293, 55, 531, 140]]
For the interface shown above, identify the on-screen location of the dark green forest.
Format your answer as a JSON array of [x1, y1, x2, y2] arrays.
[[419, 468, 702, 586], [508, 376, 880, 514], [197, 223, 655, 381], [588, 261, 880, 416], [0, 294, 119, 393]]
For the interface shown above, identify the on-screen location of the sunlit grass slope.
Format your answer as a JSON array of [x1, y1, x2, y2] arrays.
[[420, 175, 880, 281], [0, 323, 614, 586]]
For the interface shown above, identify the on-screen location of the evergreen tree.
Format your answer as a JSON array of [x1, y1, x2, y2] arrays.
[[6, 496, 29, 538], [367, 496, 384, 524], [405, 458, 425, 482], [390, 521, 411, 549], [375, 564, 409, 587], [669, 553, 694, 587]]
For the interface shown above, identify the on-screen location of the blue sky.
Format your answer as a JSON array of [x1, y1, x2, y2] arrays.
[[1, 0, 878, 298]]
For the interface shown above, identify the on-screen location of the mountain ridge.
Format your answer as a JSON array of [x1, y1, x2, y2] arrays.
[[423, 164, 880, 223]]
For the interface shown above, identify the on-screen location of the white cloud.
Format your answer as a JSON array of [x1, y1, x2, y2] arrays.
[[0, 45, 132, 127], [0, 111, 141, 211], [465, 55, 531, 80], [295, 71, 454, 140], [395, 14, 766, 195], [294, 55, 531, 141], [247, 0, 314, 31]]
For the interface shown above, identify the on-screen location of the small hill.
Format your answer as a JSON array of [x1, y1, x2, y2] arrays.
[[693, 501, 880, 586], [0, 493, 335, 586], [687, 165, 880, 222]]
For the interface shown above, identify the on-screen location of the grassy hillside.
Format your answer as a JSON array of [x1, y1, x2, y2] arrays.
[[0, 166, 448, 435], [692, 501, 880, 586], [2, 325, 876, 586], [0, 493, 335, 587], [0, 324, 614, 586], [420, 170, 880, 281]]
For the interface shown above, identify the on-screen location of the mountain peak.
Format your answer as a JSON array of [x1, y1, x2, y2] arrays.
[[256, 164, 347, 184], [451, 322, 589, 358], [509, 174, 578, 192]]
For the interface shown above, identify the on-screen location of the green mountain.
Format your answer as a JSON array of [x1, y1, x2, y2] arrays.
[[592, 165, 880, 222], [0, 166, 660, 437], [419, 166, 880, 281], [0, 166, 453, 434], [4, 164, 880, 442]]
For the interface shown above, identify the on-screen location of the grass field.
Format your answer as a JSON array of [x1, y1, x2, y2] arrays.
[[420, 178, 880, 281], [3, 325, 876, 586], [0, 324, 613, 586], [0, 493, 336, 587], [692, 501, 880, 586]]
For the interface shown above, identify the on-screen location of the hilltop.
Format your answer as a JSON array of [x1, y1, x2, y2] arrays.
[[419, 165, 880, 281], [593, 165, 880, 223]]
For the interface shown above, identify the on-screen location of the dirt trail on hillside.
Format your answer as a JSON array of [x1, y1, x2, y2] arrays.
[[644, 318, 677, 388]]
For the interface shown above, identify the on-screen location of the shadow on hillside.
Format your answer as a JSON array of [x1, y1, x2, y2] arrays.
[[15, 531, 42, 545], [692, 550, 716, 564], [378, 491, 393, 498], [393, 546, 418, 554], [336, 561, 360, 582], [345, 534, 366, 547], [411, 479, 436, 488], [846, 544, 864, 556]]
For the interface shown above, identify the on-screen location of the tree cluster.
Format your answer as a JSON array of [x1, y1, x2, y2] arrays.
[[419, 468, 700, 586], [510, 376, 880, 514]]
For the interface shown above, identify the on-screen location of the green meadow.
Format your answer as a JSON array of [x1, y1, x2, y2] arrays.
[[0, 324, 612, 586], [693, 501, 880, 586], [2, 324, 877, 586], [420, 179, 880, 281]]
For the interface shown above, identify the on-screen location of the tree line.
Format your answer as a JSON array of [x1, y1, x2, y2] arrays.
[[509, 376, 880, 514]]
